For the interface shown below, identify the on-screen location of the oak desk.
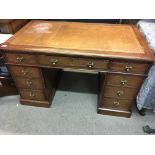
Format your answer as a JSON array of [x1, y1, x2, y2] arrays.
[[0, 20, 154, 117]]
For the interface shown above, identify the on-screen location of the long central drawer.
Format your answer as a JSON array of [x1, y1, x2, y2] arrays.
[[38, 55, 109, 70]]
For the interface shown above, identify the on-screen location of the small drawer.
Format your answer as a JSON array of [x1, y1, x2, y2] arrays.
[[5, 53, 37, 65], [103, 86, 139, 99], [15, 77, 44, 90], [20, 89, 47, 101], [38, 55, 109, 71], [105, 73, 145, 88], [99, 97, 133, 111], [9, 66, 41, 78], [109, 61, 151, 74]]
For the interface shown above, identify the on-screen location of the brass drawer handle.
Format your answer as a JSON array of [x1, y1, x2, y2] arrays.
[[16, 57, 24, 62], [117, 90, 124, 97], [50, 59, 58, 65], [124, 64, 132, 72], [29, 91, 35, 98], [120, 79, 128, 85], [113, 101, 120, 107], [87, 61, 94, 68], [21, 68, 28, 75], [27, 79, 33, 87]]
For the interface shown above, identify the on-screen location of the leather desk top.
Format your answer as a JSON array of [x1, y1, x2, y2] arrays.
[[0, 20, 154, 61]]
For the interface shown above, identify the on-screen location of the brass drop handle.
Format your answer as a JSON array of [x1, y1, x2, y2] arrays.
[[117, 90, 124, 97], [26, 80, 32, 88], [21, 68, 28, 75], [120, 79, 128, 85], [29, 91, 35, 98], [27, 79, 32, 87], [51, 59, 58, 65], [87, 61, 94, 68], [124, 64, 132, 72], [16, 57, 24, 62], [113, 101, 120, 107]]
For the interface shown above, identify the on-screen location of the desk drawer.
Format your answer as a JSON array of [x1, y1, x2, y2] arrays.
[[5, 53, 37, 65], [73, 57, 108, 70], [20, 89, 47, 101], [9, 66, 41, 78], [38, 55, 108, 70], [100, 97, 133, 111], [103, 86, 138, 99], [110, 61, 150, 74], [15, 77, 44, 90], [105, 74, 145, 88], [39, 55, 71, 67]]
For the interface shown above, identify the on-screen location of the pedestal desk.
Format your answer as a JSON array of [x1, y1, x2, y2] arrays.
[[0, 20, 154, 117]]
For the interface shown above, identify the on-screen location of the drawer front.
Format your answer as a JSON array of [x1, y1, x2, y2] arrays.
[[20, 89, 46, 101], [73, 57, 109, 70], [15, 78, 44, 90], [5, 53, 37, 65], [9, 66, 41, 78], [38, 55, 109, 70], [38, 55, 71, 67], [103, 86, 138, 99], [100, 97, 133, 111], [110, 61, 150, 74], [105, 74, 145, 88]]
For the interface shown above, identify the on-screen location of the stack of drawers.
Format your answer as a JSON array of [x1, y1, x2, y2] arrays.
[[98, 60, 151, 117], [5, 53, 60, 107]]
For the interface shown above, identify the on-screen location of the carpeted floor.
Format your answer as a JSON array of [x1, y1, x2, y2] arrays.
[[0, 71, 154, 135]]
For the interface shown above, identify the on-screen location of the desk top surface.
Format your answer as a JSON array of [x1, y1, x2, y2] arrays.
[[0, 20, 154, 61]]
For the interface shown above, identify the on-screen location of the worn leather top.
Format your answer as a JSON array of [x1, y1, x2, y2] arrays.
[[0, 20, 154, 61]]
